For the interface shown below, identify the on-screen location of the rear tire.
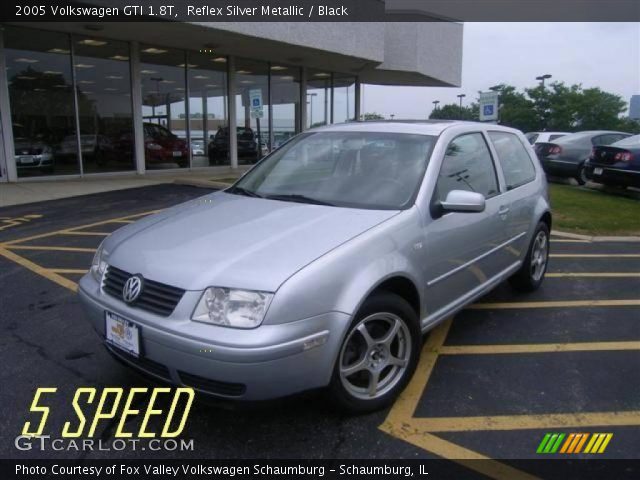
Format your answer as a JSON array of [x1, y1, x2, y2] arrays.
[[329, 292, 420, 413], [576, 163, 588, 186], [510, 222, 550, 292]]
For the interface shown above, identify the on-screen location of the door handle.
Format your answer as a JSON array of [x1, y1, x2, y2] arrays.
[[498, 206, 510, 217]]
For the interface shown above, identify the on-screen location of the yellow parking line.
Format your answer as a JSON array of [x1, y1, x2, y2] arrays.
[[59, 231, 110, 236], [551, 254, 640, 258], [380, 318, 541, 479], [0, 247, 77, 292], [3, 209, 161, 245], [410, 410, 640, 433], [551, 239, 591, 243], [546, 273, 640, 278], [470, 299, 640, 310], [440, 341, 640, 355], [49, 268, 88, 274], [6, 245, 96, 253]]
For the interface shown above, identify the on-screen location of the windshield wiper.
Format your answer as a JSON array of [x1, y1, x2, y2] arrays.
[[227, 186, 263, 198], [265, 194, 335, 206]]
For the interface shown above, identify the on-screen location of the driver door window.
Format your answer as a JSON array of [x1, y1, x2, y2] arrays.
[[435, 133, 499, 202]]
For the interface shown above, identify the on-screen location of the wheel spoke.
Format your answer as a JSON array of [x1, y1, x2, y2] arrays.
[[380, 317, 401, 347], [340, 358, 367, 377], [387, 355, 408, 368], [368, 370, 380, 397], [356, 323, 375, 348]]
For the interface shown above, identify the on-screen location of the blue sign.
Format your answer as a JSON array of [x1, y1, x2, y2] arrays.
[[252, 98, 260, 107], [483, 105, 494, 116]]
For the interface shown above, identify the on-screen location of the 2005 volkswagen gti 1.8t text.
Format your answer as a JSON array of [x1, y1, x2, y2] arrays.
[[79, 121, 551, 412]]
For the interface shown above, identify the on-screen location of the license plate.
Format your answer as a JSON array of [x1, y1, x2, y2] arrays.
[[18, 156, 34, 165], [105, 311, 140, 357], [172, 151, 182, 157], [594, 168, 603, 175]]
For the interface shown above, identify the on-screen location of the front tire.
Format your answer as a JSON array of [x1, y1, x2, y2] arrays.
[[510, 222, 550, 292], [329, 292, 420, 413]]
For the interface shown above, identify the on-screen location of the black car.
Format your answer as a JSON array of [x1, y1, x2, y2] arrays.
[[585, 134, 640, 188], [535, 130, 631, 185], [208, 127, 258, 165]]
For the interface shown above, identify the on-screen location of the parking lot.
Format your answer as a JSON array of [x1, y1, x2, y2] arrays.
[[1, 184, 639, 478]]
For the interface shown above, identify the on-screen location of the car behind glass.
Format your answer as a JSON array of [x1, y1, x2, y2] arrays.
[[79, 121, 551, 412]]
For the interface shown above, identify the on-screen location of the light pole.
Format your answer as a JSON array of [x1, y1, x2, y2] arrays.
[[390, 114, 395, 120], [536, 74, 552, 87], [432, 100, 440, 110], [457, 94, 466, 117]]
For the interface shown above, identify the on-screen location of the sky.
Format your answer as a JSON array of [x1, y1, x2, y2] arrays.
[[362, 22, 640, 119]]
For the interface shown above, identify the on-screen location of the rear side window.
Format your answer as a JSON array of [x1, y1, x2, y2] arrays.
[[489, 131, 537, 190], [436, 133, 499, 201], [525, 133, 539, 145], [549, 134, 566, 141]]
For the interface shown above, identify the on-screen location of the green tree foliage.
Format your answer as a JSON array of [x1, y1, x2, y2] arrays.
[[431, 82, 638, 134], [429, 103, 479, 121], [362, 112, 385, 120]]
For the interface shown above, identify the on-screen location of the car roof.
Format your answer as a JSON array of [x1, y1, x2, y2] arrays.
[[311, 120, 519, 136]]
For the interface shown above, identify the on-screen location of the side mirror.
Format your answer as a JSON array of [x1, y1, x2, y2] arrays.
[[440, 190, 485, 213]]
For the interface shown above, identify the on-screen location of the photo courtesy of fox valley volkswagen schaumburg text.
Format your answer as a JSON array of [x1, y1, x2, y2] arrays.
[[1, 1, 640, 479]]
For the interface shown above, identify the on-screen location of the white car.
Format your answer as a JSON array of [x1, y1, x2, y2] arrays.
[[525, 131, 571, 146]]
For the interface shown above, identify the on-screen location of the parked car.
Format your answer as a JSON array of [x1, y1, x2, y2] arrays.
[[535, 130, 631, 185], [58, 134, 115, 165], [191, 139, 205, 156], [14, 137, 54, 173], [116, 123, 188, 168], [525, 131, 571, 145], [79, 121, 551, 412], [585, 134, 640, 188], [208, 127, 257, 165]]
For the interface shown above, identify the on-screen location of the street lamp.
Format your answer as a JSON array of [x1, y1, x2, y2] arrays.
[[536, 74, 552, 87], [432, 100, 440, 110], [457, 93, 466, 117], [390, 114, 395, 120]]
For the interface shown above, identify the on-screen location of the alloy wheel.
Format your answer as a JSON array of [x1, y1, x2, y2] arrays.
[[338, 312, 411, 400], [530, 230, 549, 282]]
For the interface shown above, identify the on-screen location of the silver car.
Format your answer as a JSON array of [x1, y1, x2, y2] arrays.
[[79, 121, 551, 412]]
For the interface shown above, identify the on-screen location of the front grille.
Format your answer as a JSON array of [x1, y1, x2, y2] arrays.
[[178, 371, 247, 397], [103, 265, 185, 317], [106, 344, 171, 381]]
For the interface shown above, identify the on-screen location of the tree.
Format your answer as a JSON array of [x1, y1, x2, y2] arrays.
[[361, 112, 385, 120], [488, 84, 539, 132], [429, 103, 478, 121]]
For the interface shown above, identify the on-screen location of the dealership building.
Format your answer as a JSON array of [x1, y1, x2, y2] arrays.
[[0, 19, 462, 183]]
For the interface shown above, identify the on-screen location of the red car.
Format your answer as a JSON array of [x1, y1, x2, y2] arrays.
[[116, 123, 189, 168]]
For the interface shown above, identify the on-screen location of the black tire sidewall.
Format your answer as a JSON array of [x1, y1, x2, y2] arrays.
[[329, 292, 421, 413], [523, 222, 550, 289]]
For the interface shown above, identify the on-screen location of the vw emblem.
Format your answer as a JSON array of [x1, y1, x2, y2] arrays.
[[122, 275, 144, 303]]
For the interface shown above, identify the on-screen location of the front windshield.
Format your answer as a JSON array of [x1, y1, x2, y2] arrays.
[[231, 131, 436, 210]]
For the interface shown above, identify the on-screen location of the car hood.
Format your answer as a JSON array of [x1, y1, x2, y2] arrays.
[[105, 192, 398, 292]]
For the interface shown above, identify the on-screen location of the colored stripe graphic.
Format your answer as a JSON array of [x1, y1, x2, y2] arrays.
[[538, 433, 612, 454]]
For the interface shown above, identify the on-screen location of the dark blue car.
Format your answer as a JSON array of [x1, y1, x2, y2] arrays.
[[586, 134, 640, 189]]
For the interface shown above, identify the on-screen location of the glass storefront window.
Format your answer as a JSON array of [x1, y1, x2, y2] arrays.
[[74, 36, 134, 173], [188, 53, 228, 167], [234, 58, 270, 164], [332, 74, 356, 124], [140, 45, 189, 169], [271, 64, 301, 149], [306, 69, 331, 129], [4, 26, 79, 177]]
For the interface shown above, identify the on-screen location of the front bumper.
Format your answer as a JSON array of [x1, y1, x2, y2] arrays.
[[78, 274, 350, 400]]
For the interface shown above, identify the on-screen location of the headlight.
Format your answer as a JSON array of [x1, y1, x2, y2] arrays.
[[90, 243, 108, 282], [192, 287, 273, 329]]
